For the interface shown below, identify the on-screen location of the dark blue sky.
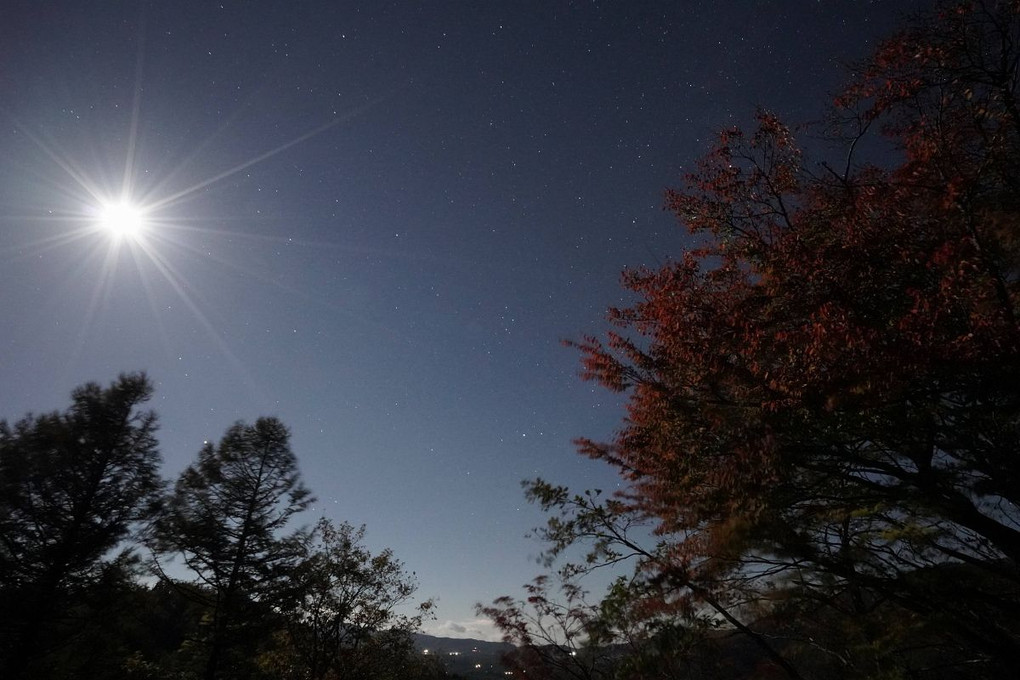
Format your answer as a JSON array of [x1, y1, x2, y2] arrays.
[[0, 0, 927, 640]]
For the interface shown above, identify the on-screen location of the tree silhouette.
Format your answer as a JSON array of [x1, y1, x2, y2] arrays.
[[154, 417, 313, 680], [0, 373, 162, 679], [478, 573, 619, 680], [265, 517, 434, 680]]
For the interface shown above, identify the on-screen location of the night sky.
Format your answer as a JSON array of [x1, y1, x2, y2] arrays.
[[1, 1, 928, 641]]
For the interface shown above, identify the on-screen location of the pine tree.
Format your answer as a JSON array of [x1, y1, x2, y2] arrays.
[[155, 417, 313, 680], [0, 373, 161, 679]]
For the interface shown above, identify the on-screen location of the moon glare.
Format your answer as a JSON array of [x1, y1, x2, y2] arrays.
[[98, 201, 147, 239]]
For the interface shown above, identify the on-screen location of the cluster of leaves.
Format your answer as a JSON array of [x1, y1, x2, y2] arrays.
[[484, 2, 1020, 678], [0, 374, 439, 680], [264, 518, 437, 680]]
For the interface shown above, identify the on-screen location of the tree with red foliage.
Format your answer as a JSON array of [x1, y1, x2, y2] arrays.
[[505, 2, 1020, 678]]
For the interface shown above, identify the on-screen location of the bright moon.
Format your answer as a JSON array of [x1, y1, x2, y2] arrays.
[[98, 201, 147, 239]]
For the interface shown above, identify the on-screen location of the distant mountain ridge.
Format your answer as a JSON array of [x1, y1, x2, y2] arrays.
[[412, 632, 513, 655], [411, 633, 514, 677]]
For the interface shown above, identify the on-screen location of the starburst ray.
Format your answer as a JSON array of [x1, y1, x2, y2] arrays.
[[133, 235, 268, 403], [121, 8, 147, 202], [146, 116, 349, 213]]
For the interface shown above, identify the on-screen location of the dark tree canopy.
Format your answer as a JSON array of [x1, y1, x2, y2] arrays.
[[266, 517, 435, 680], [155, 416, 314, 680], [0, 382, 440, 680], [505, 2, 1020, 678], [0, 372, 162, 678]]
